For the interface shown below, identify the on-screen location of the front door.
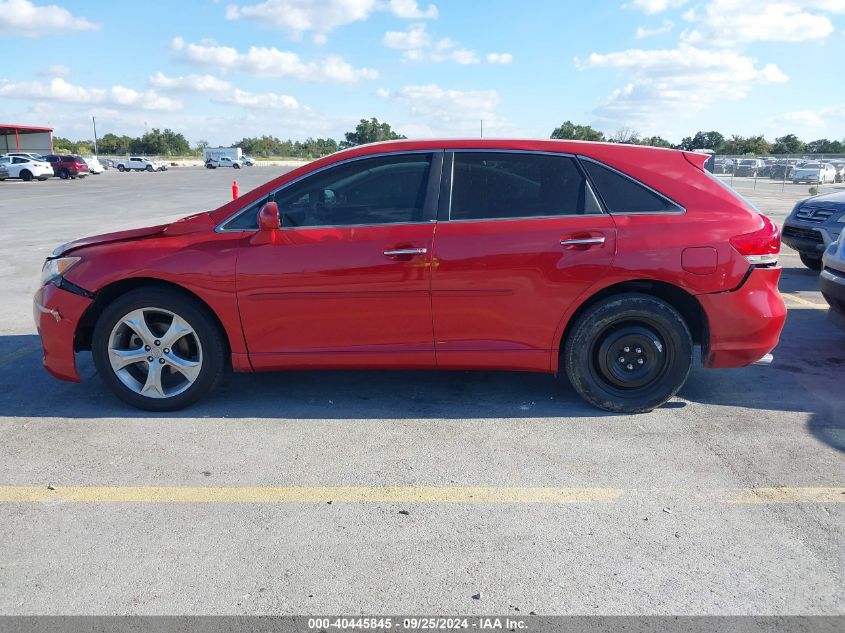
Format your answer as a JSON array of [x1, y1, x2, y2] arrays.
[[431, 151, 617, 371], [236, 152, 442, 370]]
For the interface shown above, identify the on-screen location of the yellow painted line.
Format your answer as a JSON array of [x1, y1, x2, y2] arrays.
[[782, 294, 829, 309], [0, 486, 622, 504], [2, 486, 841, 505], [723, 487, 845, 504], [0, 343, 42, 368]]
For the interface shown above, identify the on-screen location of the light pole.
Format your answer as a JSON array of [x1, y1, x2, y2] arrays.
[[92, 116, 99, 156]]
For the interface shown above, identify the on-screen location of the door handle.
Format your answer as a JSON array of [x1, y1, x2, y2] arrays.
[[383, 248, 428, 257], [560, 237, 606, 246]]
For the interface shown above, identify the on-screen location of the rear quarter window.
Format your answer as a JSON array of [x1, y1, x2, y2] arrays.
[[581, 159, 682, 214]]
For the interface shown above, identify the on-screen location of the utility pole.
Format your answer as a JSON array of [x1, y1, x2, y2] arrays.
[[92, 116, 99, 156], [480, 119, 483, 138]]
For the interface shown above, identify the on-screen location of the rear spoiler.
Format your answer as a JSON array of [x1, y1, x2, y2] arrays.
[[683, 151, 712, 171]]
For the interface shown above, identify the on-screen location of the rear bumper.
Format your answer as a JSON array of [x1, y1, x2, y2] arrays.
[[698, 267, 787, 368], [819, 266, 845, 331], [34, 284, 93, 382]]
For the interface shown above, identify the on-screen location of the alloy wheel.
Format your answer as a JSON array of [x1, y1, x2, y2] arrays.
[[107, 307, 202, 399]]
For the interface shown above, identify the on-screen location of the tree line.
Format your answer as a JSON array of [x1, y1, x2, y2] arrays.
[[51, 117, 844, 158], [550, 121, 845, 155], [52, 118, 405, 158]]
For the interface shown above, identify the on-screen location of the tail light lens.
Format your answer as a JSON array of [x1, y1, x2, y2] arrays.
[[730, 214, 780, 265]]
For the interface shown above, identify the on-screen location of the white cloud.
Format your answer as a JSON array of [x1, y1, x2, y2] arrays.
[[0, 77, 181, 110], [770, 110, 827, 129], [576, 45, 788, 133], [379, 83, 513, 136], [682, 1, 838, 45], [171, 37, 378, 82], [215, 88, 301, 111], [486, 52, 513, 64], [149, 72, 232, 93], [225, 0, 376, 42], [628, 0, 688, 15], [388, 0, 437, 18], [768, 103, 845, 134], [383, 24, 508, 65], [383, 22, 430, 49], [635, 20, 674, 38], [224, 0, 437, 42], [38, 64, 70, 77], [0, 0, 98, 37]]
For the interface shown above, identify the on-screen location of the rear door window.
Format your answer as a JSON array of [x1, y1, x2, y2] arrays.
[[449, 152, 601, 220], [581, 159, 681, 214]]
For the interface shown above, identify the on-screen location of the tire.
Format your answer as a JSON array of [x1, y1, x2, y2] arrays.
[[146, 165, 154, 172], [563, 293, 692, 414], [92, 288, 225, 411], [59, 169, 69, 180], [118, 165, 125, 172], [792, 180, 798, 184], [37, 177, 47, 181], [233, 163, 240, 169], [799, 253, 823, 271], [20, 170, 33, 182]]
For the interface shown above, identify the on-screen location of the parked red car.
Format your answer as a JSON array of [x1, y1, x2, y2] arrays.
[[34, 139, 786, 413], [44, 154, 89, 179]]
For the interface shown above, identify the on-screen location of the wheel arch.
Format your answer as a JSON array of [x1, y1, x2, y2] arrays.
[[551, 279, 708, 374], [74, 277, 233, 361]]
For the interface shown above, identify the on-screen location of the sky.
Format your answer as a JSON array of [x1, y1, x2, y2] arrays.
[[0, 0, 844, 146]]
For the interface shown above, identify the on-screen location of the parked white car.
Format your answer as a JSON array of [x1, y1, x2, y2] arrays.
[[0, 155, 53, 181], [84, 156, 105, 174], [792, 162, 837, 184], [4, 151, 47, 162], [242, 155, 255, 166], [116, 156, 167, 172], [205, 156, 242, 169]]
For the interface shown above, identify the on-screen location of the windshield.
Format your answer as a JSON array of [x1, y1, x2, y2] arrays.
[[740, 159, 756, 165], [801, 163, 821, 169]]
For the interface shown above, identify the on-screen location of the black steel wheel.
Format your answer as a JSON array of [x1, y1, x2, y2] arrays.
[[563, 293, 692, 413]]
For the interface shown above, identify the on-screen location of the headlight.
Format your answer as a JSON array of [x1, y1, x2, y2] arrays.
[[40, 256, 80, 287]]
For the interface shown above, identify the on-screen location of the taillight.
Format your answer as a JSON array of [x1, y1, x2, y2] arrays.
[[729, 214, 780, 266]]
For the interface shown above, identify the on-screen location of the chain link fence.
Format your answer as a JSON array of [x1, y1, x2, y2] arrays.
[[713, 154, 845, 194]]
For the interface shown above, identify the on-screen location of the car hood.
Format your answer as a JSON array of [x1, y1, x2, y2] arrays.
[[51, 212, 216, 257]]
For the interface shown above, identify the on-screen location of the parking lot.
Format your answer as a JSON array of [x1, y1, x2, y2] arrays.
[[0, 167, 843, 615]]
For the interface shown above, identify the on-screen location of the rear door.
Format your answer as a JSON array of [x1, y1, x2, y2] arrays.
[[430, 151, 617, 371], [234, 151, 442, 370]]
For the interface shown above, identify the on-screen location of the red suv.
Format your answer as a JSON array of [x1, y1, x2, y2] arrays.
[[44, 154, 89, 179], [34, 140, 786, 413]]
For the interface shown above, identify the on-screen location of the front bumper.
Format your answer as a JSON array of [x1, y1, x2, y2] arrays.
[[698, 267, 787, 368], [819, 266, 845, 331], [782, 221, 841, 256], [34, 283, 93, 382]]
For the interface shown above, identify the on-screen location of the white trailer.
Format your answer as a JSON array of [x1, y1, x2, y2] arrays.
[[203, 147, 242, 163]]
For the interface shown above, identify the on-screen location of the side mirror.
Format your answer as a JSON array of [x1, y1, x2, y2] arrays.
[[251, 201, 283, 245], [257, 201, 281, 231]]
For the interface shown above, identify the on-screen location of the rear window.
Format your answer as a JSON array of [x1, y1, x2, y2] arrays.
[[581, 159, 681, 214], [450, 152, 601, 220]]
